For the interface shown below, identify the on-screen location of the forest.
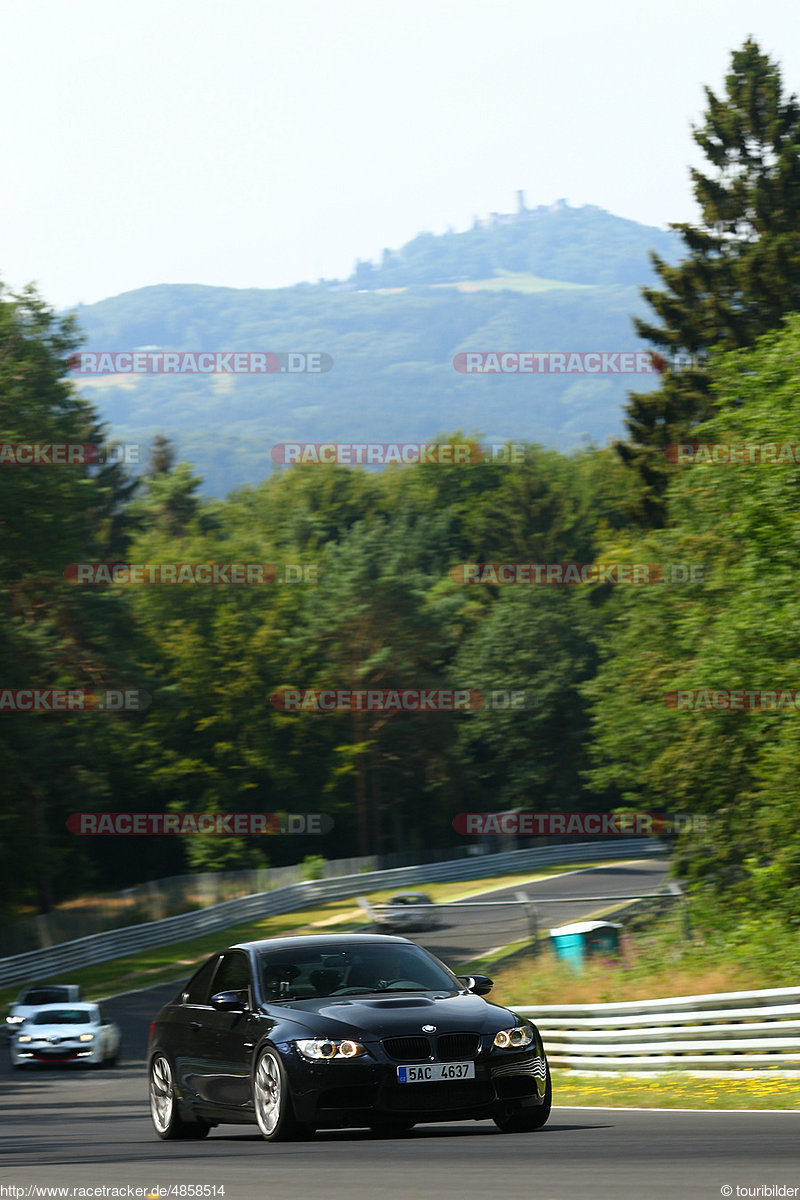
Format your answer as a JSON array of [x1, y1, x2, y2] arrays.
[[1, 38, 799, 944]]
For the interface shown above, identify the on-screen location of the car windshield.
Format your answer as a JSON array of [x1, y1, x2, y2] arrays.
[[30, 1009, 92, 1025], [257, 943, 459, 1000], [20, 988, 70, 1006]]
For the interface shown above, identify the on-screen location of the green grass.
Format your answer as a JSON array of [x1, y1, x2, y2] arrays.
[[362, 860, 620, 906], [488, 904, 800, 1008]]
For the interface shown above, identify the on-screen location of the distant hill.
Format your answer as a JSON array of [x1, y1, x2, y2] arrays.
[[68, 202, 682, 495], [348, 199, 679, 289]]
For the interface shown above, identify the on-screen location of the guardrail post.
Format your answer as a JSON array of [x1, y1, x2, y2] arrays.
[[515, 890, 539, 955]]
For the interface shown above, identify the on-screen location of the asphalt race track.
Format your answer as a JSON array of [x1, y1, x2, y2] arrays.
[[412, 859, 672, 962], [2, 861, 797, 1200]]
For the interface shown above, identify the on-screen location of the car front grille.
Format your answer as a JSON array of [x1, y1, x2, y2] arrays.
[[382, 1036, 431, 1061], [437, 1033, 481, 1060], [382, 1033, 482, 1062]]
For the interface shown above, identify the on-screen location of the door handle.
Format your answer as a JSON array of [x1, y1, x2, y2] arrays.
[[243, 1041, 254, 1049], [190, 1021, 202, 1031]]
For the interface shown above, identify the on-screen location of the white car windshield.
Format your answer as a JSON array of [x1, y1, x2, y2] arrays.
[[20, 988, 72, 1006], [30, 1009, 93, 1025]]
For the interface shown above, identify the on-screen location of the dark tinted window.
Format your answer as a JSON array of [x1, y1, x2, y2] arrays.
[[212, 952, 252, 996], [258, 943, 457, 999], [183, 955, 221, 1005], [21, 987, 71, 1005]]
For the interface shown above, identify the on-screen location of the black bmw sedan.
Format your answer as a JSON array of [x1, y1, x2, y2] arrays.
[[147, 933, 551, 1141]]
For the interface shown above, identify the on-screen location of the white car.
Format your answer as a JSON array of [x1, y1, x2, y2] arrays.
[[376, 891, 443, 932], [10, 1003, 121, 1068], [5, 983, 82, 1038]]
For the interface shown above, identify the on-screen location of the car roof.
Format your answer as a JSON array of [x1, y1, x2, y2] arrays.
[[230, 933, 415, 953], [24, 1002, 97, 1014], [18, 984, 79, 997]]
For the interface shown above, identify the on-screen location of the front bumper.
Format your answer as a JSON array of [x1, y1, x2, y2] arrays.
[[280, 1037, 549, 1127], [12, 1040, 99, 1065]]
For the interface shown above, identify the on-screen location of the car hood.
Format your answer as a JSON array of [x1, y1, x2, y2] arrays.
[[263, 991, 514, 1039], [20, 1023, 95, 1036]]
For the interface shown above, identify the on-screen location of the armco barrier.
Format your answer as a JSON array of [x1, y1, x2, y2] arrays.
[[0, 838, 664, 988], [515, 987, 800, 1074]]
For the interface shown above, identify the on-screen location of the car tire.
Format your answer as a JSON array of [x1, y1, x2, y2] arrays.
[[149, 1054, 210, 1140], [253, 1047, 314, 1142], [493, 1064, 552, 1133], [101, 1047, 119, 1068]]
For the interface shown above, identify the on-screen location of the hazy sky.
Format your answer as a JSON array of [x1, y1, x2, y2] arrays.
[[3, 0, 799, 308]]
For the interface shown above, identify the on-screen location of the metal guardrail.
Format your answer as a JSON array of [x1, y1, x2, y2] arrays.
[[0, 838, 664, 988], [0, 847, 485, 956], [515, 987, 800, 1073]]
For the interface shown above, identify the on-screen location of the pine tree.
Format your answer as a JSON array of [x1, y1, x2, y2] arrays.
[[618, 38, 800, 525]]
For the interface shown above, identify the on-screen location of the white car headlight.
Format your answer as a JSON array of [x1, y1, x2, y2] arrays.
[[493, 1024, 534, 1049], [79, 1033, 95, 1042], [6, 1016, 24, 1027], [295, 1038, 366, 1061]]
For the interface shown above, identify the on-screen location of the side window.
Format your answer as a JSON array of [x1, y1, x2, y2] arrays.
[[212, 952, 252, 999], [183, 955, 222, 1006]]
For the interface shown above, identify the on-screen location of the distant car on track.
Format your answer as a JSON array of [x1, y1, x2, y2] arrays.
[[375, 891, 443, 932], [147, 933, 550, 1141], [10, 1002, 121, 1068], [5, 983, 83, 1038]]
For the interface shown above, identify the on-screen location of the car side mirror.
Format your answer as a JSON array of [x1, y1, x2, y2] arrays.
[[459, 974, 494, 996], [210, 989, 249, 1012]]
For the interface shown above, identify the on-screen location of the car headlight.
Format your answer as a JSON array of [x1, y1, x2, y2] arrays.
[[493, 1024, 534, 1049], [78, 1033, 95, 1042], [295, 1038, 366, 1061], [6, 1016, 24, 1027], [18, 1035, 32, 1043]]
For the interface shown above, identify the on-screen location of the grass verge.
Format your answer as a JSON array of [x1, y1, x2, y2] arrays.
[[552, 1071, 800, 1109], [486, 904, 800, 1007]]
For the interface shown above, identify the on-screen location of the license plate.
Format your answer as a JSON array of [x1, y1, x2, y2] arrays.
[[397, 1062, 475, 1083]]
